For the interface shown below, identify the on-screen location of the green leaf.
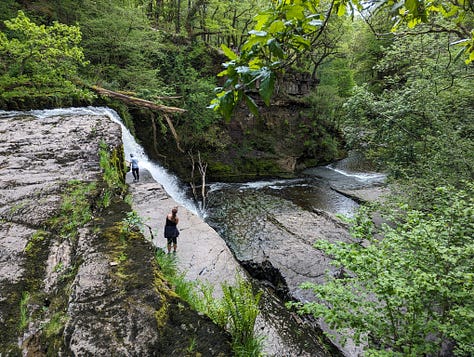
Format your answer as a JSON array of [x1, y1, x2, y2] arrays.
[[336, 2, 347, 16], [267, 20, 286, 34], [248, 30, 268, 37], [308, 19, 324, 27], [293, 35, 311, 49], [220, 90, 237, 121], [221, 44, 238, 61], [268, 39, 285, 59], [244, 93, 259, 117], [258, 69, 275, 106], [405, 0, 417, 13], [285, 5, 305, 20]]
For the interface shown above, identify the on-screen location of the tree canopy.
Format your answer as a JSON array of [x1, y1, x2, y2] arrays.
[[0, 10, 90, 101], [0, 3, 472, 354], [289, 183, 474, 356], [210, 0, 474, 119]]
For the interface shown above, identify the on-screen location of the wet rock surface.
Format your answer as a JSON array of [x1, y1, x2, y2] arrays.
[[205, 184, 367, 356], [127, 170, 336, 356], [127, 171, 243, 293], [0, 110, 231, 356]]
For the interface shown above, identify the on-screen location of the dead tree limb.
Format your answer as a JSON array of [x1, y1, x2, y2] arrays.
[[91, 85, 185, 153], [163, 113, 184, 153], [91, 86, 186, 114]]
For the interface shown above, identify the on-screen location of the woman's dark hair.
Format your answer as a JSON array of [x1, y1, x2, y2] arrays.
[[171, 207, 178, 219]]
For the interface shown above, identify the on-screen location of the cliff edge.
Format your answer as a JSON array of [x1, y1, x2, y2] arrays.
[[0, 110, 231, 356]]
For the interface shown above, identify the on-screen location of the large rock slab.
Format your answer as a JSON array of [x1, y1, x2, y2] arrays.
[[127, 170, 242, 293], [128, 170, 337, 356], [0, 110, 231, 356]]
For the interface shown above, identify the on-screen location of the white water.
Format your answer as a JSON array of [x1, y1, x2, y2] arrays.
[[0, 106, 200, 215], [326, 165, 386, 182]]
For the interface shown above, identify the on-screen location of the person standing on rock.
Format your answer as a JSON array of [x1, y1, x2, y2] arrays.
[[130, 154, 139, 182], [164, 207, 179, 253]]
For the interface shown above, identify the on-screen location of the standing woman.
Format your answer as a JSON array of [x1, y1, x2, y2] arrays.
[[164, 207, 179, 253]]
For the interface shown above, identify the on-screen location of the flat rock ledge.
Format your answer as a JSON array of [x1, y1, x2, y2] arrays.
[[128, 170, 336, 356], [0, 111, 231, 356]]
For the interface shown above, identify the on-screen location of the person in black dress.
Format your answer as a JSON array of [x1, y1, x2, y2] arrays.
[[164, 207, 179, 253]]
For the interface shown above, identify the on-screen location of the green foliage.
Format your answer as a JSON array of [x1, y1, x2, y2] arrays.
[[121, 211, 144, 236], [154, 250, 264, 356], [78, 2, 168, 92], [0, 0, 19, 24], [49, 180, 96, 240], [0, 11, 92, 104], [98, 141, 127, 196], [211, 0, 474, 118], [341, 26, 474, 199], [220, 276, 264, 356], [289, 183, 474, 356], [42, 312, 68, 338], [18, 291, 30, 331]]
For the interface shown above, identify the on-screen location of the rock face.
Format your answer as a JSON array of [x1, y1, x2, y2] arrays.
[[0, 110, 231, 356], [126, 170, 336, 357], [131, 73, 340, 183]]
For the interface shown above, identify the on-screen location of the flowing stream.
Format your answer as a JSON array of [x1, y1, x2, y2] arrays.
[[4, 106, 385, 356], [23, 106, 200, 215]]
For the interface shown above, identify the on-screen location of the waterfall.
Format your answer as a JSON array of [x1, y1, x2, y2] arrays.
[[0, 106, 200, 216]]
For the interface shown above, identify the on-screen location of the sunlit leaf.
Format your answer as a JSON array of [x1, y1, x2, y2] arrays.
[[337, 3, 346, 16], [308, 19, 324, 26], [254, 13, 271, 31], [221, 44, 238, 61], [267, 20, 286, 34], [286, 5, 305, 20], [248, 30, 268, 37]]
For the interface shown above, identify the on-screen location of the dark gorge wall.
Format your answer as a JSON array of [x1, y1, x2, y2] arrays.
[[132, 73, 343, 183], [0, 111, 231, 356]]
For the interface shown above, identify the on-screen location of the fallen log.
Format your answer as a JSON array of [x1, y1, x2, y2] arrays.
[[91, 85, 187, 114], [91, 85, 185, 153]]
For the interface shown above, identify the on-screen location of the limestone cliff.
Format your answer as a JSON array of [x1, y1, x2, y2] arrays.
[[0, 110, 231, 356]]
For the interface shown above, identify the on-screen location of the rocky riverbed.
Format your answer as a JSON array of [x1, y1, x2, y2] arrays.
[[127, 170, 336, 356]]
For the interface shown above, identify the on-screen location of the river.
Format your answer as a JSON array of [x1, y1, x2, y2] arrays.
[[3, 106, 385, 356]]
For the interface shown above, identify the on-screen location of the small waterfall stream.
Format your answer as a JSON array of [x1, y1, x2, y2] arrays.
[[25, 106, 200, 216], [3, 106, 386, 356]]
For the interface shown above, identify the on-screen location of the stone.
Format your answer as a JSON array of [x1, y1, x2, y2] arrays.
[[0, 110, 231, 356]]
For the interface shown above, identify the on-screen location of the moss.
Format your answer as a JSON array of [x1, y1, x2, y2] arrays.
[[0, 88, 94, 111], [43, 315, 67, 339], [98, 141, 127, 194], [208, 161, 233, 176], [47, 181, 97, 240], [154, 302, 170, 329], [24, 230, 48, 255]]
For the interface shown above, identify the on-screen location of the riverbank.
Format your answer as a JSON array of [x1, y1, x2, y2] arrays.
[[0, 110, 231, 356]]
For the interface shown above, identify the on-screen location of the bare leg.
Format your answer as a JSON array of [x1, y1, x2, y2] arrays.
[[173, 243, 177, 253], [167, 243, 171, 254]]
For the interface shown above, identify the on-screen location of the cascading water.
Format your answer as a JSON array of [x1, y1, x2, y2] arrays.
[[2, 106, 200, 216], [2, 106, 385, 356]]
